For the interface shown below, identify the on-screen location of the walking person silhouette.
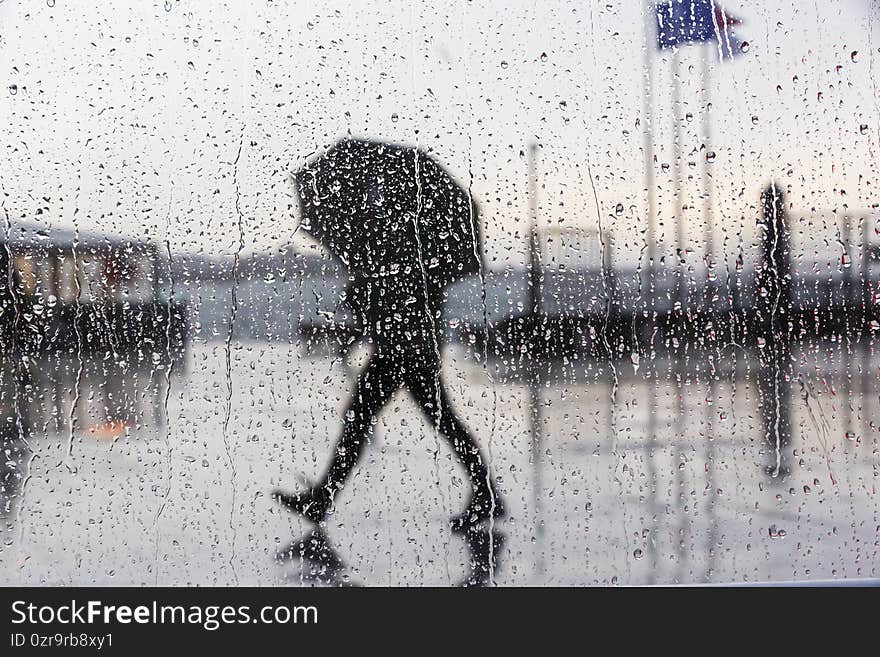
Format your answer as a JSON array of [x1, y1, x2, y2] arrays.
[[273, 139, 505, 537]]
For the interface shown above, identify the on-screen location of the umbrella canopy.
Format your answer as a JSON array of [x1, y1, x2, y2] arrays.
[[294, 138, 483, 292]]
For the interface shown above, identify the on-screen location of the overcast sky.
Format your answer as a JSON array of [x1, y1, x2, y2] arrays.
[[1, 0, 877, 269]]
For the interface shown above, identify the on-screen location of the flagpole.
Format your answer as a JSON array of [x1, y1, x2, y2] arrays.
[[643, 4, 658, 272], [701, 42, 718, 583], [672, 48, 685, 272], [527, 140, 544, 582], [670, 44, 689, 583], [641, 0, 660, 585], [702, 50, 715, 260]]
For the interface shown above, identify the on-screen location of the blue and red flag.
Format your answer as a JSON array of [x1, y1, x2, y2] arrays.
[[655, 1, 744, 59]]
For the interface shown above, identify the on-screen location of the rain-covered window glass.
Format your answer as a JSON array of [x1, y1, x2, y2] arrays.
[[1, 1, 877, 587]]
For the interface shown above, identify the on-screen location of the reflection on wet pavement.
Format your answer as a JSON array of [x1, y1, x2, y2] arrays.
[[1, 342, 876, 586]]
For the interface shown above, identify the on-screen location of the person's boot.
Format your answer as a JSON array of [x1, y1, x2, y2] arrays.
[[450, 481, 505, 534], [272, 484, 334, 524], [457, 527, 506, 587]]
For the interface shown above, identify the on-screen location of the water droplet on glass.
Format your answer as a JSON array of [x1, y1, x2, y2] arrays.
[[768, 525, 786, 539]]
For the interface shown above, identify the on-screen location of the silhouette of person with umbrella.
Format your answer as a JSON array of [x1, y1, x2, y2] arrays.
[[273, 139, 505, 539]]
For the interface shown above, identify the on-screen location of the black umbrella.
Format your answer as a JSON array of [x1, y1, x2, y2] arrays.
[[294, 138, 483, 291]]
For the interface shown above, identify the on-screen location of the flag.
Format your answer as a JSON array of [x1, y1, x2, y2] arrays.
[[655, 1, 744, 59]]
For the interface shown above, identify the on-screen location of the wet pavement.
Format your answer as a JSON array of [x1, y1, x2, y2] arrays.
[[1, 341, 877, 586]]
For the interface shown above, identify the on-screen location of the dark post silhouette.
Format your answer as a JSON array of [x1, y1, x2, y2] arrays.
[[755, 182, 793, 479], [0, 246, 30, 530]]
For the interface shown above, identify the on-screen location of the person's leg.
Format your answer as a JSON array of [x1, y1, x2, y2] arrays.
[[411, 374, 491, 487], [405, 354, 503, 530], [274, 347, 403, 522], [320, 349, 403, 494]]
